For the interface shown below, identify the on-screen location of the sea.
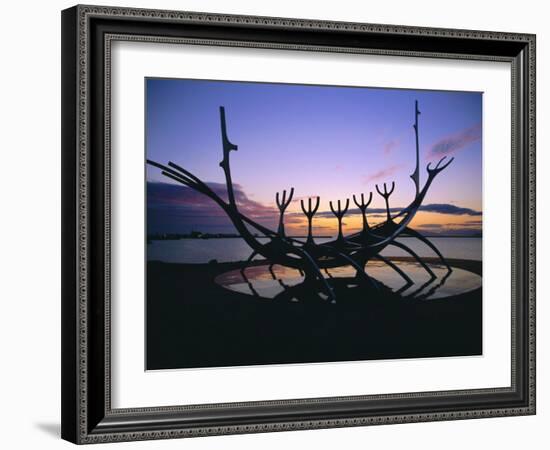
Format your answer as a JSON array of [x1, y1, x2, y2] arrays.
[[147, 237, 482, 264]]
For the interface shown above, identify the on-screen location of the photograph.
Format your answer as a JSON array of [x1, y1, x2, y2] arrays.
[[56, 3, 536, 445], [145, 78, 483, 370]]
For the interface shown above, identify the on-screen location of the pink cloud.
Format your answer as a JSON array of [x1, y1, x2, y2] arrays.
[[383, 139, 400, 155], [148, 181, 277, 220], [428, 123, 481, 158], [361, 164, 403, 184]]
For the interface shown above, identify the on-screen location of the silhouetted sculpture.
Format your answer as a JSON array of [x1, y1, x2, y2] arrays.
[[300, 197, 320, 246], [411, 100, 421, 197], [147, 101, 454, 303], [329, 199, 349, 243], [275, 188, 294, 238], [352, 192, 373, 236], [376, 182, 395, 223]]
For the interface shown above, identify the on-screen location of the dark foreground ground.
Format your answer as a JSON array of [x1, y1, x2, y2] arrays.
[[146, 257, 482, 370]]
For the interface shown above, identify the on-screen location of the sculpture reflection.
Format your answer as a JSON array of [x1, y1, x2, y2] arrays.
[[216, 260, 480, 303]]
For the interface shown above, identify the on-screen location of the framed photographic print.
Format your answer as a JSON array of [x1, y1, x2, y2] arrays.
[[61, 5, 536, 444]]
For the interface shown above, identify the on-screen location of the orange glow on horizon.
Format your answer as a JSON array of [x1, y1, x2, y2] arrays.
[[281, 210, 481, 237]]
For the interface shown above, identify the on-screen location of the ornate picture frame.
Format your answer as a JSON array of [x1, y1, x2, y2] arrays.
[[61, 5, 535, 444]]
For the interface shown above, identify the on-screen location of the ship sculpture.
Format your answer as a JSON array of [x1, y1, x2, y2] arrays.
[[148, 101, 454, 303]]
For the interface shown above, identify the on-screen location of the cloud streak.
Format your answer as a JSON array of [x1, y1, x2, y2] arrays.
[[428, 123, 481, 158], [415, 222, 482, 236], [147, 181, 279, 233], [361, 164, 404, 184], [419, 203, 482, 216], [310, 203, 481, 219], [148, 181, 276, 217], [383, 139, 400, 155]]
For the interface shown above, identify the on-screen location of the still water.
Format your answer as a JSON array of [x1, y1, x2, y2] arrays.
[[147, 237, 482, 264], [215, 260, 481, 301]]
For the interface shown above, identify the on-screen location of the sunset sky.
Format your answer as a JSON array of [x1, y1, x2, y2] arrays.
[[146, 78, 482, 237]]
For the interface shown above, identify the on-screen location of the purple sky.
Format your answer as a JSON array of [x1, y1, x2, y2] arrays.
[[146, 78, 482, 236]]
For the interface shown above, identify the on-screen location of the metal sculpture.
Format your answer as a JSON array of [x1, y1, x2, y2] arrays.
[[147, 102, 455, 303], [329, 199, 350, 244], [300, 196, 320, 246], [275, 188, 294, 238], [352, 192, 373, 236]]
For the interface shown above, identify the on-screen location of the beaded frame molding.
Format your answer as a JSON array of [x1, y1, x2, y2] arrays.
[[61, 4, 536, 444]]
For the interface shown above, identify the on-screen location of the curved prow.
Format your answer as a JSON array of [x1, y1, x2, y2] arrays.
[[343, 155, 454, 250], [219, 106, 239, 206], [391, 156, 455, 230], [220, 106, 238, 155], [214, 107, 270, 251]]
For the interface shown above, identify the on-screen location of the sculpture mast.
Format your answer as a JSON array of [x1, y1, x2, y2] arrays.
[[410, 100, 421, 197]]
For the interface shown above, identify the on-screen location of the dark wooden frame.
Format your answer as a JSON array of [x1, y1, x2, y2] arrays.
[[61, 4, 536, 444]]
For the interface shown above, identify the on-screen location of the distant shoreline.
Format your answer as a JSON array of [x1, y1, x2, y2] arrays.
[[148, 234, 334, 241], [148, 234, 482, 241]]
